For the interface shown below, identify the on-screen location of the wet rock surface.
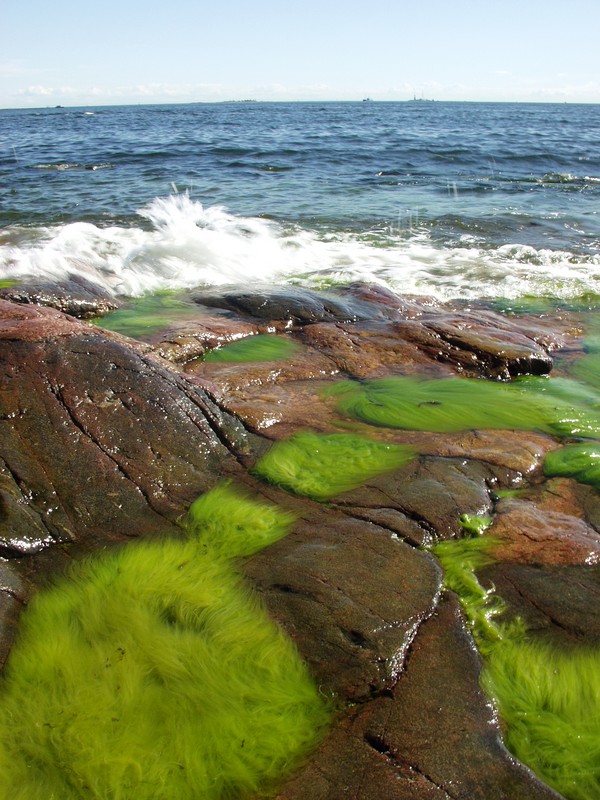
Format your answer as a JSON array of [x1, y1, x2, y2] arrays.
[[0, 284, 595, 798], [0, 275, 120, 318]]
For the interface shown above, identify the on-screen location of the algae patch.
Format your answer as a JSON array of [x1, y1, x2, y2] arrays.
[[435, 533, 600, 800], [204, 334, 299, 363], [544, 441, 600, 492], [329, 375, 600, 438], [0, 482, 331, 800], [91, 291, 200, 339], [251, 431, 416, 501]]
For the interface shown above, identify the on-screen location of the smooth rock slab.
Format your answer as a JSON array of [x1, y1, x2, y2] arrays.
[[333, 457, 497, 546], [0, 300, 250, 554], [480, 561, 600, 647], [244, 494, 443, 703], [0, 276, 120, 318], [277, 596, 561, 800], [489, 496, 600, 566]]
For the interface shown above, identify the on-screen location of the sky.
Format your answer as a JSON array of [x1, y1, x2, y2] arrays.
[[2, 0, 600, 108]]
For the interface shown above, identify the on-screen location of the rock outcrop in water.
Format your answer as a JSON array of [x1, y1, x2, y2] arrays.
[[1, 282, 593, 799]]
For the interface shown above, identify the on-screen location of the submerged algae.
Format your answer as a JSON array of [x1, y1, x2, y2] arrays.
[[204, 334, 299, 363], [435, 534, 600, 800], [92, 291, 200, 339], [0, 482, 331, 800], [329, 375, 600, 438], [544, 441, 600, 491], [251, 431, 415, 501]]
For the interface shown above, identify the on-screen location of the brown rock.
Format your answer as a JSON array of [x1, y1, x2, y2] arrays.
[[489, 496, 600, 566], [393, 311, 556, 379], [245, 495, 442, 702], [0, 289, 586, 800], [190, 284, 381, 324], [479, 561, 600, 647], [0, 300, 251, 555], [277, 596, 561, 800], [333, 457, 496, 546]]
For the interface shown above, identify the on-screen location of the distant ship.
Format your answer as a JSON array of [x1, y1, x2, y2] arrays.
[[408, 95, 434, 103]]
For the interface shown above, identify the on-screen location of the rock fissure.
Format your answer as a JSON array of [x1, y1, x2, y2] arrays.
[[46, 383, 170, 521], [363, 732, 458, 798]]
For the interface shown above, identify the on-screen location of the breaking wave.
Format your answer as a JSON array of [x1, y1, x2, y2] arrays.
[[1, 194, 600, 301]]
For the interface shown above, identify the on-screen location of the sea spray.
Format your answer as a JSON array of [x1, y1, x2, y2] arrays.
[[2, 193, 600, 301], [0, 482, 331, 800]]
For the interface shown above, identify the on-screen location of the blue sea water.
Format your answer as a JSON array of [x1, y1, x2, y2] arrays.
[[1, 101, 599, 300]]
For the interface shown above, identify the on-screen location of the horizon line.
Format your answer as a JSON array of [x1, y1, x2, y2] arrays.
[[2, 97, 600, 112]]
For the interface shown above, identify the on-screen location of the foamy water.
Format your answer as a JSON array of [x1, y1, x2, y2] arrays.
[[2, 194, 599, 301]]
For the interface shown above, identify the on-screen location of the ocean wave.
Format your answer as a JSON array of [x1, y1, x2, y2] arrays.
[[33, 162, 113, 171], [1, 194, 599, 301]]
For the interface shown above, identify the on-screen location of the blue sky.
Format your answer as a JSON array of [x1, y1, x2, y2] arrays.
[[2, 0, 599, 107]]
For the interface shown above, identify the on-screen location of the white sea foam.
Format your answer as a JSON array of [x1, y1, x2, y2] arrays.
[[1, 194, 599, 301]]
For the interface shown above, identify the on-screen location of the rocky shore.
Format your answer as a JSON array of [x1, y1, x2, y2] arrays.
[[1, 279, 597, 799]]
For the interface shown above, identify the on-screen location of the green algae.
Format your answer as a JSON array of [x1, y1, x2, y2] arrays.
[[458, 513, 492, 537], [251, 431, 416, 501], [492, 293, 600, 316], [544, 441, 600, 492], [434, 534, 600, 800], [328, 375, 600, 438], [91, 291, 200, 339], [483, 639, 600, 800], [204, 334, 299, 363], [568, 341, 600, 392], [0, 279, 15, 288], [0, 482, 331, 800]]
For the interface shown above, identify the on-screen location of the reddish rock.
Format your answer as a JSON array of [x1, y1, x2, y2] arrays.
[[479, 561, 600, 647], [245, 494, 442, 702], [489, 496, 600, 566], [0, 300, 250, 556], [333, 457, 497, 546]]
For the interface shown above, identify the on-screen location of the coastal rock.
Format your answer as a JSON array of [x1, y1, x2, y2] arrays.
[[0, 299, 250, 555], [0, 290, 590, 799], [479, 561, 600, 647], [277, 596, 561, 800], [190, 284, 380, 324], [392, 312, 556, 378], [298, 321, 454, 379], [185, 284, 563, 379], [154, 316, 260, 362], [332, 456, 497, 546], [489, 495, 600, 566], [0, 276, 120, 318], [244, 494, 442, 702]]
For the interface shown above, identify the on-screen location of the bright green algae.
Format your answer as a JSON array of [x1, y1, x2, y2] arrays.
[[544, 441, 600, 491], [0, 483, 331, 800], [328, 375, 600, 438], [204, 335, 299, 363], [251, 431, 416, 501], [435, 534, 600, 800]]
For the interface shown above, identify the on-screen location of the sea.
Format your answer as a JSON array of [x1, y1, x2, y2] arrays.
[[1, 100, 599, 303]]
